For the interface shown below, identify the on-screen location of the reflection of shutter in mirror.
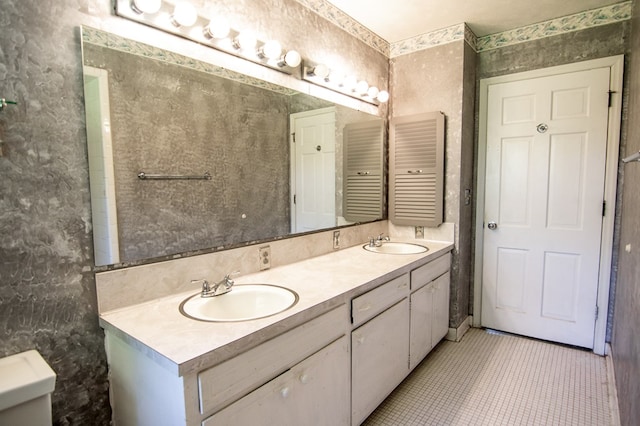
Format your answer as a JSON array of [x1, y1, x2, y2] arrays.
[[343, 120, 384, 222], [390, 112, 445, 227]]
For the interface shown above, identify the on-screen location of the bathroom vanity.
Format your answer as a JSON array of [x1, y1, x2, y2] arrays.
[[99, 240, 452, 426]]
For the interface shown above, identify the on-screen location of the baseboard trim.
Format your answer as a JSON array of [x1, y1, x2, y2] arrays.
[[446, 315, 473, 342], [605, 343, 621, 426]]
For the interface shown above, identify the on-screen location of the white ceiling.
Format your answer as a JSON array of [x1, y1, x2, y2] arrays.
[[325, 0, 624, 42]]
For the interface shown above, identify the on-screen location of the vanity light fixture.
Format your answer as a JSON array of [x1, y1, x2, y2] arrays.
[[116, 0, 301, 75], [131, 0, 161, 14], [116, 0, 388, 104], [302, 61, 388, 105], [171, 2, 198, 27]]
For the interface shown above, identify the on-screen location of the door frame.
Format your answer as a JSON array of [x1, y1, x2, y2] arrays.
[[289, 106, 336, 233], [473, 55, 624, 355]]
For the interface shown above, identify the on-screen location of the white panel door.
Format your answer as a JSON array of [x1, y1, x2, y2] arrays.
[[482, 67, 610, 348], [291, 108, 336, 233]]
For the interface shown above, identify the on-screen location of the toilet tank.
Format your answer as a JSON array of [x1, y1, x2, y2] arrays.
[[0, 350, 56, 426]]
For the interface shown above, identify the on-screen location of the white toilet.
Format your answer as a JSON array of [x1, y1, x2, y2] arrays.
[[0, 350, 56, 426]]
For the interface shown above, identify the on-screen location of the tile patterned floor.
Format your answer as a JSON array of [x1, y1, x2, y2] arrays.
[[364, 328, 614, 426]]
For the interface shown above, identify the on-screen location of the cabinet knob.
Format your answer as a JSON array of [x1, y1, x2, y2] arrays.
[[299, 374, 310, 384], [358, 303, 372, 312], [356, 335, 365, 345], [280, 387, 290, 398]]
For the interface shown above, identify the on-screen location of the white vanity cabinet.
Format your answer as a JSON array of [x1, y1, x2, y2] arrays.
[[102, 245, 453, 426], [351, 274, 410, 426], [105, 305, 349, 426], [409, 253, 451, 370]]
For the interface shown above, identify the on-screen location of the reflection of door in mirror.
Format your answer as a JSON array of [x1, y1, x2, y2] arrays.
[[290, 107, 336, 233], [83, 66, 120, 265]]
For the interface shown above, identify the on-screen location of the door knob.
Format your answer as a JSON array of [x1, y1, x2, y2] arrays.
[[487, 221, 498, 230]]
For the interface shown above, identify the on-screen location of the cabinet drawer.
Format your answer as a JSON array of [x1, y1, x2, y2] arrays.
[[411, 253, 450, 291], [198, 304, 347, 416], [351, 274, 409, 327]]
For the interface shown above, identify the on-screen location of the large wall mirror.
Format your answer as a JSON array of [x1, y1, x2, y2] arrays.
[[81, 26, 385, 268]]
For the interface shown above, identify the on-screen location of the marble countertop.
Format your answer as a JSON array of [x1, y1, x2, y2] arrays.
[[99, 240, 453, 376]]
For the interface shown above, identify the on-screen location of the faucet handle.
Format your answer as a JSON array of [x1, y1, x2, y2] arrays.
[[191, 279, 210, 293], [224, 271, 240, 287]]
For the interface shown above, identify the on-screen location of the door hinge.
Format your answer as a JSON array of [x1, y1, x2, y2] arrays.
[[608, 90, 617, 107], [602, 200, 606, 217], [292, 132, 296, 143], [595, 305, 599, 321], [293, 194, 296, 204]]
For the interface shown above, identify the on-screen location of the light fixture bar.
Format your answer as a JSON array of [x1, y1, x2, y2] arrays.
[[115, 0, 300, 75], [302, 61, 388, 105]]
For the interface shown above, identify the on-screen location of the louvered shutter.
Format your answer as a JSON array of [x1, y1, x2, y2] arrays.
[[390, 112, 444, 226], [343, 120, 384, 222]]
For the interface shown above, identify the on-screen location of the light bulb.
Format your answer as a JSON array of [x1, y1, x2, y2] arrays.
[[260, 40, 282, 60], [171, 2, 198, 27], [328, 70, 345, 86], [280, 50, 301, 68], [204, 16, 230, 39], [356, 80, 369, 95], [377, 90, 390, 103], [131, 0, 161, 14], [367, 86, 380, 99], [234, 31, 257, 50], [308, 64, 330, 79], [343, 75, 357, 91]]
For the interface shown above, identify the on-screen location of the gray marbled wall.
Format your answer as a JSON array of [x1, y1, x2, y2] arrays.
[[0, 1, 387, 424], [612, 1, 640, 424], [389, 40, 476, 329]]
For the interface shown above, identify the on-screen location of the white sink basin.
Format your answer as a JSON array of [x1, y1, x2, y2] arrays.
[[180, 284, 299, 322], [363, 242, 429, 254]]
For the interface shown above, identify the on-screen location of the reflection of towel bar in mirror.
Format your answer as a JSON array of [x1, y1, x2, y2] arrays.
[[137, 171, 212, 181], [622, 150, 640, 163], [0, 98, 17, 111]]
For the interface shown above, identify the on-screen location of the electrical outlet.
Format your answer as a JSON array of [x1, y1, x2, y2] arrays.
[[259, 245, 271, 270], [333, 230, 340, 249], [415, 226, 424, 239]]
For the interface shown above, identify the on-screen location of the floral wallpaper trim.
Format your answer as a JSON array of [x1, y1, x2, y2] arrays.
[[295, 0, 390, 56], [476, 1, 632, 52], [81, 26, 299, 96], [390, 23, 469, 58]]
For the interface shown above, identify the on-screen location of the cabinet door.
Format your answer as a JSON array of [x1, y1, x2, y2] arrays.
[[352, 299, 409, 426], [203, 336, 350, 426], [343, 120, 384, 222], [389, 111, 445, 227], [432, 272, 450, 346], [409, 283, 434, 370]]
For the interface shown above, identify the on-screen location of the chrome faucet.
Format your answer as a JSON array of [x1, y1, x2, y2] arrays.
[[191, 272, 238, 298], [368, 233, 390, 247]]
